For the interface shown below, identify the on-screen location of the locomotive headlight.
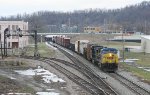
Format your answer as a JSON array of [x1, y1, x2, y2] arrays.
[[109, 53, 112, 57]]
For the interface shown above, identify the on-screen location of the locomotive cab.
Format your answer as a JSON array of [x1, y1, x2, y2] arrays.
[[98, 48, 118, 71], [91, 45, 103, 64]]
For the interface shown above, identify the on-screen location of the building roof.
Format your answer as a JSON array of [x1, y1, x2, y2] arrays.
[[0, 21, 28, 24], [141, 35, 150, 40], [114, 35, 141, 40]]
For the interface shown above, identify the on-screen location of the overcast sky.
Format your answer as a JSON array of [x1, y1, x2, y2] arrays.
[[0, 0, 149, 17]]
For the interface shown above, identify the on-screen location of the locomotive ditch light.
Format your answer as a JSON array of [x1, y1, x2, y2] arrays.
[[109, 53, 112, 57]]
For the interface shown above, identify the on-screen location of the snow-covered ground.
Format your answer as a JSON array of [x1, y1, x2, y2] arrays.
[[14, 66, 66, 95], [36, 92, 59, 95], [120, 59, 139, 63], [138, 67, 150, 72], [14, 66, 65, 83]]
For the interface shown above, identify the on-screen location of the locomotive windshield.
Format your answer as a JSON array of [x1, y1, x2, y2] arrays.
[[101, 48, 117, 54]]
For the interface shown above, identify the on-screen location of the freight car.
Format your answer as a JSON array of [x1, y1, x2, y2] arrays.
[[45, 35, 57, 42], [52, 35, 71, 48], [75, 40, 89, 54], [63, 37, 70, 48]]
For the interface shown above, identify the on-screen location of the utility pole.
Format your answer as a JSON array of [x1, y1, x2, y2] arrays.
[[104, 19, 106, 33], [144, 21, 147, 35], [33, 30, 39, 57], [4, 28, 9, 57], [17, 28, 22, 57], [68, 18, 71, 33], [122, 28, 125, 63], [1, 41, 3, 59]]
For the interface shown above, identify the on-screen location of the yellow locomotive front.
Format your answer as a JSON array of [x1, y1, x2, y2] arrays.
[[98, 48, 118, 71]]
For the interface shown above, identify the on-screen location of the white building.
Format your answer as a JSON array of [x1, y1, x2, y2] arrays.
[[0, 21, 29, 48], [141, 35, 150, 53]]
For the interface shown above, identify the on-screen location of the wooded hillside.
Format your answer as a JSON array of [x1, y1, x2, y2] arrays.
[[1, 1, 150, 34]]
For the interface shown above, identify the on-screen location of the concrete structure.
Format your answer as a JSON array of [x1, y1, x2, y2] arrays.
[[110, 35, 141, 43], [124, 46, 142, 53], [0, 21, 29, 48], [141, 35, 150, 53]]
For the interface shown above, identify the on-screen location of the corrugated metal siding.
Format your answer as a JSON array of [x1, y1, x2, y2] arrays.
[[141, 36, 150, 53]]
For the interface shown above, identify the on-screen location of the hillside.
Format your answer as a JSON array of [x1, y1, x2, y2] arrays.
[[0, 1, 150, 34]]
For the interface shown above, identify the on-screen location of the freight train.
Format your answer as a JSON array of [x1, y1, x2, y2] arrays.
[[45, 35, 119, 71]]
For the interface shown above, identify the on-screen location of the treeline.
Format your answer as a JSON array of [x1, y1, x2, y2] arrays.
[[0, 1, 150, 34]]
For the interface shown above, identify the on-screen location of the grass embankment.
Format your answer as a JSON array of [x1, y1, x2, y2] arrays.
[[120, 52, 150, 83], [25, 42, 55, 57], [121, 63, 150, 83]]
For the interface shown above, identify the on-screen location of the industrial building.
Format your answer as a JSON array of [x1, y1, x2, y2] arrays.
[[0, 21, 29, 48], [141, 35, 150, 53], [84, 26, 101, 33]]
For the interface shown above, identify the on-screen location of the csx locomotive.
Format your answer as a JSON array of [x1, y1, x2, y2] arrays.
[[98, 48, 118, 71]]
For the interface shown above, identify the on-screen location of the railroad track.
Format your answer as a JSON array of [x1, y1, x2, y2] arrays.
[[56, 46, 118, 95], [109, 73, 150, 95], [22, 56, 107, 95], [22, 56, 118, 95], [43, 59, 107, 95]]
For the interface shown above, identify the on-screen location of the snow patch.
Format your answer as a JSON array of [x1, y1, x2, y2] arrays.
[[42, 75, 65, 83], [138, 67, 144, 69], [144, 69, 150, 72], [10, 77, 16, 80], [6, 93, 31, 95], [120, 59, 139, 63], [138, 67, 150, 72], [15, 68, 35, 75], [36, 92, 59, 95], [14, 66, 65, 83], [46, 42, 57, 50], [46, 89, 55, 91], [125, 59, 139, 61]]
